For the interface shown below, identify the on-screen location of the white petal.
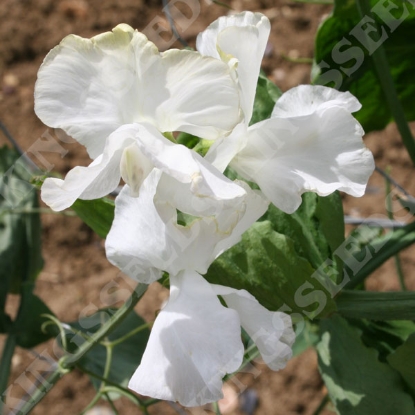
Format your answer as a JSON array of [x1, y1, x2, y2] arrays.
[[129, 270, 244, 407], [35, 25, 241, 160], [271, 85, 361, 118], [212, 285, 295, 371], [105, 169, 170, 284], [106, 169, 267, 278], [41, 124, 137, 211], [120, 143, 153, 197], [212, 181, 269, 260], [155, 49, 241, 139], [205, 123, 248, 173], [132, 123, 247, 214], [231, 108, 375, 213], [35, 24, 158, 159], [105, 169, 232, 279], [197, 12, 270, 123]]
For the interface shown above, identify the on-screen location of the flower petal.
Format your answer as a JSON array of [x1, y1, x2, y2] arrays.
[[271, 85, 361, 118], [105, 169, 170, 284], [120, 143, 153, 197], [132, 122, 247, 216], [129, 270, 244, 407], [106, 169, 267, 279], [212, 181, 269, 260], [212, 285, 295, 371], [35, 25, 241, 160], [231, 107, 375, 213], [205, 123, 248, 173], [155, 49, 241, 139], [105, 169, 233, 280], [35, 24, 158, 159], [197, 12, 270, 124], [41, 124, 138, 211]]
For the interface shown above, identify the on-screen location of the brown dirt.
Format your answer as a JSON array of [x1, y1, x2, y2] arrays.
[[1, 0, 413, 414]]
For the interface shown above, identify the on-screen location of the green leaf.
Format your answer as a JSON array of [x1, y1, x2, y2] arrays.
[[260, 192, 344, 273], [336, 290, 415, 320], [292, 321, 320, 356], [345, 220, 415, 289], [13, 284, 55, 348], [388, 333, 415, 395], [313, 0, 415, 133], [0, 146, 43, 330], [317, 315, 415, 415], [71, 197, 115, 239], [250, 72, 282, 125], [350, 320, 415, 362], [67, 308, 150, 397], [205, 221, 337, 318]]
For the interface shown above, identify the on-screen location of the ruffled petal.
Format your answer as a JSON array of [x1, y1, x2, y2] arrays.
[[129, 270, 244, 407], [105, 169, 171, 284], [196, 12, 270, 123], [132, 123, 247, 217], [205, 123, 248, 173], [35, 24, 158, 159], [41, 124, 138, 211], [155, 49, 241, 139], [212, 285, 295, 371], [231, 107, 375, 213], [35, 24, 241, 160], [105, 169, 232, 280], [271, 85, 361, 118], [106, 168, 266, 278], [212, 181, 269, 260]]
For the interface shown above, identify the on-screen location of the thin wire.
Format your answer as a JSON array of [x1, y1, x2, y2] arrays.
[[375, 165, 410, 196], [0, 120, 40, 173], [167, 401, 188, 415], [344, 215, 406, 228], [162, 0, 189, 48]]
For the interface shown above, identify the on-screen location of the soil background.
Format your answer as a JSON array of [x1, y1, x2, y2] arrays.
[[1, 0, 414, 414]]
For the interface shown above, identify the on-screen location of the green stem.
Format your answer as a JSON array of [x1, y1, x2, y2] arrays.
[[312, 394, 330, 415], [212, 401, 222, 415], [17, 283, 147, 415], [80, 392, 102, 415], [356, 0, 415, 166], [385, 168, 407, 291], [223, 343, 260, 383], [106, 321, 152, 348], [63, 284, 147, 366], [16, 370, 63, 415], [393, 254, 407, 291], [0, 334, 17, 411], [336, 290, 415, 320], [104, 392, 119, 415], [80, 368, 144, 406], [101, 344, 113, 385], [345, 220, 415, 289], [143, 398, 160, 407], [211, 0, 233, 9]]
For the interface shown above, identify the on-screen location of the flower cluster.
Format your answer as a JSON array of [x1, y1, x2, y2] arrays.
[[34, 11, 374, 407]]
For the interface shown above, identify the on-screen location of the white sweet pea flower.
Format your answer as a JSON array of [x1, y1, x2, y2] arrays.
[[196, 11, 271, 124], [198, 13, 375, 214], [105, 169, 295, 406], [35, 24, 242, 211], [208, 86, 375, 213]]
